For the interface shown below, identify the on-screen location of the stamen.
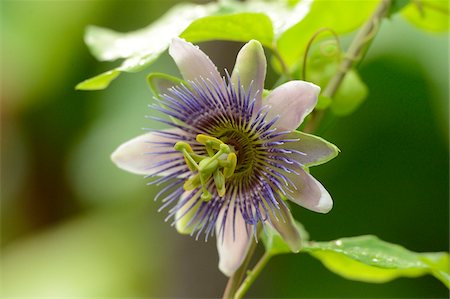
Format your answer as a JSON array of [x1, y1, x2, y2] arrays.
[[174, 134, 237, 202]]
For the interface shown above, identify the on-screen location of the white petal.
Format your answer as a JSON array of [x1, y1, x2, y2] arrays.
[[169, 37, 223, 86], [285, 166, 333, 213], [111, 128, 186, 176], [284, 131, 339, 167], [265, 81, 320, 131], [231, 40, 266, 112], [216, 204, 252, 277]]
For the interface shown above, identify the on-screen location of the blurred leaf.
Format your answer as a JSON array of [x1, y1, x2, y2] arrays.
[[302, 39, 342, 87], [261, 221, 309, 256], [402, 0, 449, 32], [330, 69, 368, 116], [276, 0, 378, 69], [243, 0, 312, 37], [1, 209, 163, 297], [421, 252, 450, 287], [389, 0, 411, 16], [79, 0, 317, 90], [76, 70, 120, 90], [303, 235, 449, 286], [180, 13, 274, 47], [301, 42, 367, 115], [316, 95, 332, 110], [213, 0, 313, 37], [85, 3, 217, 62], [78, 3, 218, 90]]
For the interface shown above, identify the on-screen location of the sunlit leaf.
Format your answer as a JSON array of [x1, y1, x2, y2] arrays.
[[303, 235, 449, 286], [180, 13, 274, 47], [243, 0, 312, 37], [78, 2, 218, 90], [78, 0, 317, 90], [85, 3, 217, 62], [402, 0, 449, 32], [389, 0, 410, 16], [276, 0, 379, 69], [75, 70, 120, 91]]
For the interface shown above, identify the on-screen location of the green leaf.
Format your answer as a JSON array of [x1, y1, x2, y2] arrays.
[[77, 0, 320, 90], [78, 0, 319, 90], [180, 13, 274, 47], [316, 95, 332, 110], [303, 235, 449, 286], [300, 41, 367, 116], [261, 221, 309, 256], [242, 0, 312, 38], [85, 3, 217, 62], [389, 0, 411, 16], [402, 0, 449, 32], [421, 252, 450, 287], [301, 38, 342, 87], [330, 69, 368, 116], [77, 2, 218, 90], [276, 0, 379, 69], [75, 70, 120, 91]]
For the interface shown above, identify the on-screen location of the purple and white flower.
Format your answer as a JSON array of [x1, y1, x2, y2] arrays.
[[111, 38, 339, 276]]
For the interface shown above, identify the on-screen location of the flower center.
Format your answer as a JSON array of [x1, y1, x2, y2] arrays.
[[174, 134, 237, 202]]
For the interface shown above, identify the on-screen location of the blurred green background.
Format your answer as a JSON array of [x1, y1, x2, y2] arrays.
[[1, 1, 448, 298]]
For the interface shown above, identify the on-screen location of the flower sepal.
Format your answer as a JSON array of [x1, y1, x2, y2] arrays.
[[261, 219, 309, 256], [147, 72, 187, 99]]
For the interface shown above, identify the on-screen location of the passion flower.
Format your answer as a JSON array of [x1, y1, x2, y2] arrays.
[[111, 38, 338, 276]]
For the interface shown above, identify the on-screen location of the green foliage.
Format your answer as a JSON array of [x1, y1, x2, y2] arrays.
[[331, 70, 368, 116], [276, 0, 378, 70], [402, 0, 449, 32], [389, 0, 411, 16], [180, 13, 273, 47], [77, 0, 442, 92], [76, 70, 120, 90], [303, 235, 449, 286], [79, 2, 218, 90], [315, 95, 332, 110], [302, 41, 368, 115], [263, 228, 448, 287], [75, 0, 317, 90]]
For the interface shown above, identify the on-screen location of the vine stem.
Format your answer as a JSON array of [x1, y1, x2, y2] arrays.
[[233, 252, 272, 299], [222, 234, 259, 299], [304, 0, 392, 133]]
